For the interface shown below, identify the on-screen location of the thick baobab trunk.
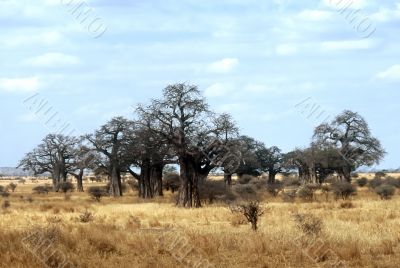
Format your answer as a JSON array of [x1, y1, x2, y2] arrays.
[[267, 170, 277, 184], [177, 157, 201, 208], [109, 164, 122, 197], [151, 164, 164, 197], [139, 162, 154, 199], [75, 169, 84, 192], [224, 173, 232, 186]]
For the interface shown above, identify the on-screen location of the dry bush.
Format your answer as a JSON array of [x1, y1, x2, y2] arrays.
[[384, 177, 400, 188], [282, 190, 296, 203], [233, 184, 257, 200], [375, 184, 396, 200], [32, 185, 52, 194], [230, 201, 265, 231], [340, 201, 355, 209], [283, 177, 301, 187], [356, 177, 368, 187], [7, 182, 17, 192], [237, 174, 254, 185], [58, 181, 75, 194], [78, 210, 94, 223], [293, 213, 323, 237], [266, 181, 284, 197], [88, 186, 108, 202], [199, 180, 236, 204], [2, 200, 10, 210], [332, 181, 357, 200], [369, 177, 383, 189], [297, 184, 319, 202], [163, 173, 180, 193]]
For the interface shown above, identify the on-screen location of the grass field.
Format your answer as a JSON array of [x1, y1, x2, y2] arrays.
[[0, 175, 399, 268]]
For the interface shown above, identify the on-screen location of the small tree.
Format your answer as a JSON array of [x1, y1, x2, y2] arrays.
[[230, 201, 265, 231], [375, 184, 396, 200]]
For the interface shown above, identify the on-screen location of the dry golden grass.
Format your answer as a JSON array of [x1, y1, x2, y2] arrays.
[[0, 175, 399, 268]]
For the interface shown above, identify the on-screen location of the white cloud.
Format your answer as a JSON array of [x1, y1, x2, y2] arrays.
[[298, 10, 332, 21], [276, 43, 298, 56], [371, 4, 400, 22], [204, 83, 234, 97], [244, 84, 274, 93], [323, 0, 366, 9], [2, 31, 64, 47], [18, 113, 38, 123], [207, 58, 239, 73], [376, 65, 400, 81], [321, 39, 376, 51], [0, 77, 40, 93], [23, 52, 81, 67]]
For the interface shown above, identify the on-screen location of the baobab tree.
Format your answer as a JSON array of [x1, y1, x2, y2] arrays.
[[18, 134, 77, 190], [256, 145, 283, 184], [86, 117, 134, 197], [313, 110, 385, 182], [137, 83, 241, 208], [125, 121, 173, 198]]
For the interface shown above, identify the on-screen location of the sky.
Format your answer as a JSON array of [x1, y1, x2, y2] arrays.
[[0, 0, 399, 170]]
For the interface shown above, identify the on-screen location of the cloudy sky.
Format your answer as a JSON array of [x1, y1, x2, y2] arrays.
[[0, 0, 399, 169]]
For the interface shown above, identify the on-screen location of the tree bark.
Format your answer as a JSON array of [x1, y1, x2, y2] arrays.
[[151, 164, 164, 197], [267, 170, 277, 184], [109, 163, 122, 197], [177, 156, 201, 208], [224, 173, 232, 186], [139, 160, 154, 199], [76, 169, 84, 192]]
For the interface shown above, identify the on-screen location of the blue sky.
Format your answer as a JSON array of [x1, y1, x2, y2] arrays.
[[0, 0, 399, 169]]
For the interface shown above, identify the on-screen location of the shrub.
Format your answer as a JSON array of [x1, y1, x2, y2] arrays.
[[332, 181, 356, 200], [237, 175, 254, 185], [2, 200, 10, 209], [384, 177, 400, 188], [233, 184, 256, 199], [321, 184, 331, 201], [88, 186, 108, 202], [266, 181, 284, 197], [78, 210, 94, 223], [7, 182, 17, 192], [199, 180, 235, 204], [282, 190, 296, 203], [351, 173, 359, 179], [293, 213, 322, 237], [283, 177, 301, 187], [375, 184, 396, 200], [369, 177, 383, 189], [163, 173, 180, 193], [375, 172, 387, 179], [58, 182, 75, 194], [356, 177, 368, 187], [32, 185, 52, 194], [340, 201, 354, 209], [297, 184, 319, 202], [126, 180, 138, 191], [230, 201, 265, 231]]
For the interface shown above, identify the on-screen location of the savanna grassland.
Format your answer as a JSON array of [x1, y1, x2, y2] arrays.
[[0, 175, 400, 268]]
